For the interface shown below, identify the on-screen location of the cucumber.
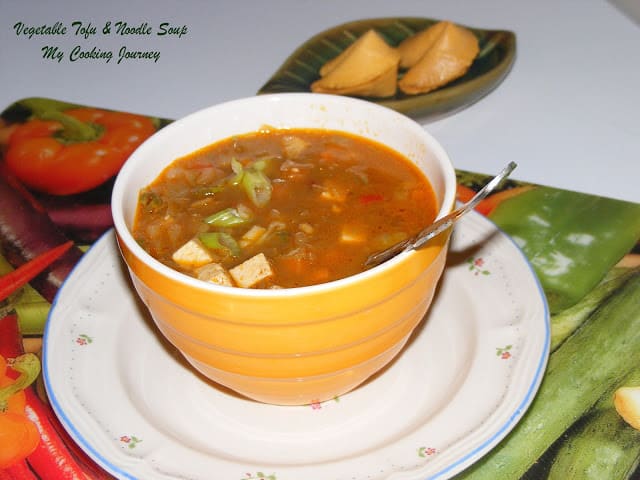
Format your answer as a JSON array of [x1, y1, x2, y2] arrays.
[[547, 366, 640, 480], [455, 268, 640, 480], [550, 267, 635, 351]]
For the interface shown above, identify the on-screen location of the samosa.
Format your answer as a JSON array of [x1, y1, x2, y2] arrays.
[[311, 29, 400, 98], [397, 21, 449, 69], [398, 21, 479, 95]]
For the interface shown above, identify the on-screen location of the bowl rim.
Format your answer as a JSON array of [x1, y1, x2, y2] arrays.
[[111, 93, 457, 298]]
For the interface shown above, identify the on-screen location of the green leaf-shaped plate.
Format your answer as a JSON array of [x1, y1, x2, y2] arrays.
[[258, 17, 516, 121]]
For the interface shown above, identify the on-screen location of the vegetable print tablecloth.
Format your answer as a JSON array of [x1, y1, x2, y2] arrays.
[[1, 97, 639, 480]]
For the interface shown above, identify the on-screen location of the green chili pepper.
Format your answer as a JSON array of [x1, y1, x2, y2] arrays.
[[489, 186, 640, 313]]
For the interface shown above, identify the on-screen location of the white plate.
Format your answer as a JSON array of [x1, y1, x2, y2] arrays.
[[43, 211, 549, 480]]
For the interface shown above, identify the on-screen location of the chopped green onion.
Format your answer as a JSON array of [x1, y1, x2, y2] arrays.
[[195, 185, 224, 197], [242, 168, 272, 208], [252, 157, 272, 171], [198, 232, 241, 257], [227, 158, 273, 207], [230, 157, 244, 185], [204, 207, 252, 227]]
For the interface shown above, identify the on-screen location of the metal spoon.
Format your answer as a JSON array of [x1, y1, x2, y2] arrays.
[[364, 161, 517, 268]]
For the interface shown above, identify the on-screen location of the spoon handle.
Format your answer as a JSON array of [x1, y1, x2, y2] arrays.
[[364, 161, 517, 267], [413, 161, 517, 249]]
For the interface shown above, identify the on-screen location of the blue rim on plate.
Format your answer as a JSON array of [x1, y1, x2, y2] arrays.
[[42, 211, 548, 480]]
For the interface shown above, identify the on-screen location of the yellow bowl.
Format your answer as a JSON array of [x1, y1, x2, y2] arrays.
[[111, 93, 456, 405]]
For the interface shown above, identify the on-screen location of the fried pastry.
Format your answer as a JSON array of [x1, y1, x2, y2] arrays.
[[311, 29, 400, 98], [398, 21, 479, 95], [397, 21, 449, 69]]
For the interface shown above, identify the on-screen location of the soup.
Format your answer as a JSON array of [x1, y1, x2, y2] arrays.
[[132, 127, 438, 288]]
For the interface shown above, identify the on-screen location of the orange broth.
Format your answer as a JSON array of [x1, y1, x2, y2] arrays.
[[132, 128, 438, 288]]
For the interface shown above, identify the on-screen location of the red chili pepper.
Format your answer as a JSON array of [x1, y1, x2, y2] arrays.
[[0, 241, 73, 302], [5, 107, 156, 195], [0, 315, 22, 361], [359, 193, 384, 204], [23, 397, 91, 480], [27, 390, 114, 480]]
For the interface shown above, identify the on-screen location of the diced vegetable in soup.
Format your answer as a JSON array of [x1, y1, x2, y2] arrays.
[[133, 128, 438, 288]]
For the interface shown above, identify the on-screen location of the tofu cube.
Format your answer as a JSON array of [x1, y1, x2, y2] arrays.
[[195, 263, 233, 287], [319, 181, 347, 202], [281, 135, 309, 158], [171, 238, 214, 268], [229, 253, 274, 288], [320, 187, 346, 202], [298, 223, 314, 235], [239, 225, 267, 248], [340, 224, 366, 244]]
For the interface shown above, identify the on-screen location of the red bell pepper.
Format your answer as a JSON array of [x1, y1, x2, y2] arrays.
[[5, 107, 155, 195], [456, 183, 534, 216], [0, 352, 40, 469], [0, 314, 113, 479]]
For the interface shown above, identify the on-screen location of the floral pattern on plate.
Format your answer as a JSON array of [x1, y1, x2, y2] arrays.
[[43, 212, 548, 480]]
